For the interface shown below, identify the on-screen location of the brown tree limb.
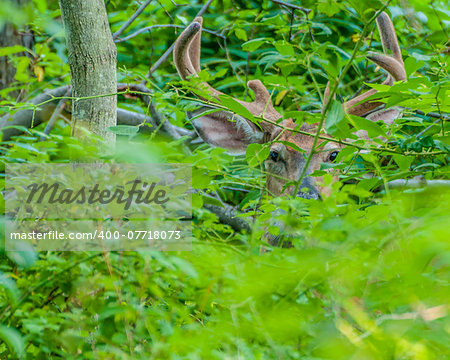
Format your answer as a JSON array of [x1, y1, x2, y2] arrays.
[[0, 84, 195, 141], [0, 86, 70, 141], [203, 204, 252, 233]]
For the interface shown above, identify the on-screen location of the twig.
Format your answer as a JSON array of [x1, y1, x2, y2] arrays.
[[146, 43, 175, 80], [307, 13, 315, 42], [415, 119, 441, 138], [40, 87, 71, 140], [435, 86, 445, 136], [115, 24, 224, 43], [112, 0, 153, 39], [243, 13, 261, 100], [272, 0, 313, 42], [140, 0, 214, 83], [350, 74, 385, 99], [288, 9, 295, 41], [414, 110, 449, 120], [270, 0, 311, 15], [40, 98, 67, 141], [118, 83, 195, 140]]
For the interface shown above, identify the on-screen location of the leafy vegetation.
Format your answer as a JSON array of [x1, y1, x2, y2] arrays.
[[0, 0, 449, 358]]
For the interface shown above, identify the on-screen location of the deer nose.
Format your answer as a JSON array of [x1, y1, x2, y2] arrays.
[[297, 190, 322, 200], [296, 177, 322, 200]]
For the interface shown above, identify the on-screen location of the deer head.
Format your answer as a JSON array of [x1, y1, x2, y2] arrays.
[[174, 13, 406, 199]]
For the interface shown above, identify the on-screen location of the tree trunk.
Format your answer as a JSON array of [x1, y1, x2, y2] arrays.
[[0, 0, 34, 100], [59, 0, 117, 144]]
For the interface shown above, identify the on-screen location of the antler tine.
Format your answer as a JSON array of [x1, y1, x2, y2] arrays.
[[173, 21, 199, 80], [376, 12, 403, 66], [345, 12, 406, 116], [173, 18, 221, 99], [188, 16, 203, 73], [174, 18, 280, 123]]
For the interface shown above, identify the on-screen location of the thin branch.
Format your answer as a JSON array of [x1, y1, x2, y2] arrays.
[[272, 0, 313, 42], [118, 83, 187, 139], [140, 0, 214, 83], [288, 9, 295, 41], [113, 0, 153, 39], [115, 24, 224, 43], [271, 0, 311, 15], [414, 110, 449, 120], [415, 119, 441, 138], [40, 97, 67, 141]]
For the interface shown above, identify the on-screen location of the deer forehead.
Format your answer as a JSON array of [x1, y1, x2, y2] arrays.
[[272, 119, 321, 153]]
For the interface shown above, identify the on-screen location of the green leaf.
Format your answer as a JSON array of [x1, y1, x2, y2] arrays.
[[325, 100, 350, 138], [393, 155, 414, 171], [107, 125, 139, 135], [234, 28, 248, 41], [274, 40, 295, 56], [0, 273, 20, 305], [317, 0, 343, 16], [202, 194, 222, 207], [33, 0, 47, 14], [0, 45, 30, 56], [14, 57, 31, 82], [246, 143, 270, 167], [404, 57, 426, 77], [219, 95, 259, 126], [277, 140, 305, 153], [239, 190, 260, 210], [242, 38, 270, 52], [350, 115, 386, 138], [0, 326, 25, 359], [192, 193, 203, 208], [6, 241, 38, 267]]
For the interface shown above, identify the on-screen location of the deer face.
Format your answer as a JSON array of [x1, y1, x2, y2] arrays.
[[265, 120, 342, 199], [174, 13, 405, 199]]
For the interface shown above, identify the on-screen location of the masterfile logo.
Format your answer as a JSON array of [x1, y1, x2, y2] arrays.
[[5, 163, 192, 251]]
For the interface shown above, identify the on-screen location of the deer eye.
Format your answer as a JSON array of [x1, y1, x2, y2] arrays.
[[328, 150, 339, 162], [269, 150, 280, 162]]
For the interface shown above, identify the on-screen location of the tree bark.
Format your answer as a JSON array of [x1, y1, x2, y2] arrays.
[[0, 0, 34, 100], [58, 0, 117, 144]]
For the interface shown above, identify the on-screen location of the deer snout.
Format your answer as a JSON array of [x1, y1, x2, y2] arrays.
[[296, 176, 322, 200]]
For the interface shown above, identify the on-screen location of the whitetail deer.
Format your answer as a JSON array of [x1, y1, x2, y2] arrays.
[[174, 12, 406, 199]]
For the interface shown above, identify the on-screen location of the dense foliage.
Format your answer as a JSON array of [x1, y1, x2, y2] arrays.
[[0, 0, 449, 358]]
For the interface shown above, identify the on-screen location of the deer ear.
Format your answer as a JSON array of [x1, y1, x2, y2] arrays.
[[355, 107, 402, 140], [190, 107, 265, 155], [366, 106, 401, 125]]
